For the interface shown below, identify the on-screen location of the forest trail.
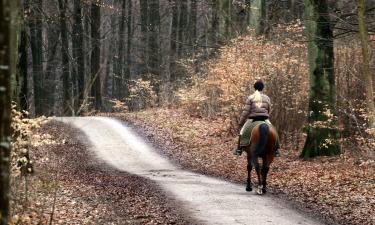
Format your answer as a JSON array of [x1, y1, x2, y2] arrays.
[[57, 117, 323, 225]]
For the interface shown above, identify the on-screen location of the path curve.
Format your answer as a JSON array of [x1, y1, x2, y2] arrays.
[[58, 117, 323, 225]]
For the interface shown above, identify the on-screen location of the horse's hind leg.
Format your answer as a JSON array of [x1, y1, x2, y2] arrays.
[[261, 164, 270, 194], [255, 162, 263, 194], [246, 153, 252, 192]]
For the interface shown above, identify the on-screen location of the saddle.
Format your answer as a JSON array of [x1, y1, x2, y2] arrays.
[[239, 119, 274, 147]]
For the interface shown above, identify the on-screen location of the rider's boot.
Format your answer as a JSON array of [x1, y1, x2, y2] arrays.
[[275, 142, 281, 157], [233, 135, 243, 156]]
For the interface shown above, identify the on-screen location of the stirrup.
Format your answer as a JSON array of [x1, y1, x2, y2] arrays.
[[233, 148, 243, 156], [275, 149, 281, 157]]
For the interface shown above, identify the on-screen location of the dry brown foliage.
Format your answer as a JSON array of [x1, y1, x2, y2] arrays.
[[177, 21, 375, 155]]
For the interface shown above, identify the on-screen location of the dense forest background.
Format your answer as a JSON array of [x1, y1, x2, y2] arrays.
[[12, 0, 322, 116], [9, 0, 375, 154]]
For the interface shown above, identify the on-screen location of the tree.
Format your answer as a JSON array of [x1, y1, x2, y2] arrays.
[[148, 0, 160, 95], [58, 0, 72, 115], [0, 0, 17, 223], [301, 0, 340, 158], [140, 0, 148, 77], [116, 0, 126, 98], [125, 0, 132, 91], [249, 0, 267, 35], [357, 0, 375, 128], [72, 0, 85, 113], [29, 0, 44, 116], [18, 18, 28, 111], [91, 1, 102, 110]]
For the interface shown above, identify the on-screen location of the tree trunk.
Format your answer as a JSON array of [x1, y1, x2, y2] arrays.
[[148, 0, 160, 95], [44, 20, 59, 115], [58, 0, 72, 115], [18, 25, 28, 111], [358, 0, 375, 128], [177, 1, 187, 57], [125, 0, 132, 93], [116, 0, 126, 99], [72, 0, 85, 114], [189, 0, 197, 57], [140, 0, 148, 76], [301, 0, 340, 158], [0, 0, 15, 223], [9, 0, 19, 103], [29, 0, 44, 116], [250, 0, 266, 35], [245, 0, 251, 26], [170, 0, 178, 81], [90, 2, 102, 110]]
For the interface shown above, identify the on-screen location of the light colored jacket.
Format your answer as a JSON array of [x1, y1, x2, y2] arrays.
[[239, 91, 271, 126]]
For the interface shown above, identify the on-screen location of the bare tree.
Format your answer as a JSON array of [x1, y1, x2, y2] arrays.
[[72, 0, 85, 113], [0, 0, 18, 223], [91, 2, 102, 110], [358, 0, 375, 128], [58, 0, 72, 115]]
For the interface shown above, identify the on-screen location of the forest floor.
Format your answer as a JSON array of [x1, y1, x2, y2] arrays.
[[107, 108, 375, 225], [10, 121, 193, 225]]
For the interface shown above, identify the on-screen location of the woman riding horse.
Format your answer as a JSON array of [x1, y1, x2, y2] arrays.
[[234, 80, 280, 156], [233, 80, 280, 194]]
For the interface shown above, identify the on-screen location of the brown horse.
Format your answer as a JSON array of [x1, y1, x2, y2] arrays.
[[243, 123, 277, 195]]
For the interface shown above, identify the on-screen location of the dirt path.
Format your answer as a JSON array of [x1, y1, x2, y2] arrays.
[[58, 117, 324, 225]]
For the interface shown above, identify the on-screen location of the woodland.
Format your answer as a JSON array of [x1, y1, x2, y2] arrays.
[[1, 0, 375, 224]]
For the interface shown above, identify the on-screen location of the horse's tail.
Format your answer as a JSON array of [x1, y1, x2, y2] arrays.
[[255, 123, 269, 157]]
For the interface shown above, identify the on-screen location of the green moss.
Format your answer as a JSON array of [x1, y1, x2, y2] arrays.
[[301, 126, 340, 158]]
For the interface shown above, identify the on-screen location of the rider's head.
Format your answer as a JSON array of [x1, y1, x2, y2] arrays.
[[254, 80, 264, 91]]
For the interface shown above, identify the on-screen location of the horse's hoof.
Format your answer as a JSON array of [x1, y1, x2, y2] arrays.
[[246, 186, 252, 192], [262, 188, 267, 194], [257, 185, 264, 195]]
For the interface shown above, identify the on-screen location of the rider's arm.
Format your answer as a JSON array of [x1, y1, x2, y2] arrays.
[[239, 96, 253, 126]]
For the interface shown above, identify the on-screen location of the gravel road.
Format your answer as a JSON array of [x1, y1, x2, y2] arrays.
[[58, 117, 324, 225]]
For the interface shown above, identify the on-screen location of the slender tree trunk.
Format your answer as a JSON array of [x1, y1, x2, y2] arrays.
[[91, 2, 102, 110], [44, 23, 59, 115], [177, 1, 187, 57], [189, 0, 197, 53], [245, 0, 251, 26], [116, 0, 126, 99], [160, 1, 172, 104], [170, 0, 178, 81], [148, 0, 160, 95], [140, 0, 148, 77], [110, 5, 117, 98], [358, 0, 375, 128], [9, 0, 19, 103], [210, 0, 218, 47], [301, 0, 340, 158], [18, 9, 28, 111], [125, 0, 132, 95], [0, 0, 15, 223], [58, 0, 72, 115], [29, 0, 44, 116], [72, 0, 85, 113]]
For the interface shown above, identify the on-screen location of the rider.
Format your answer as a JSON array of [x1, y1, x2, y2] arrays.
[[233, 80, 280, 156]]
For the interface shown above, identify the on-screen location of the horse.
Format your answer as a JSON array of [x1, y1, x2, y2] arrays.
[[243, 123, 277, 195]]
